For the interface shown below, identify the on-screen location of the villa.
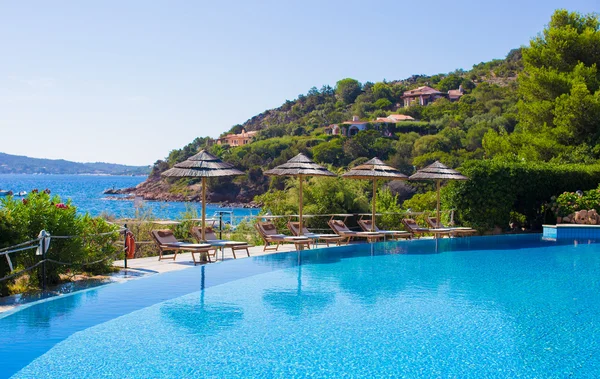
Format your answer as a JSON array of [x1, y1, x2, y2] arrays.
[[401, 85, 465, 107], [448, 85, 465, 101], [401, 86, 445, 107], [327, 114, 416, 137], [216, 128, 258, 146]]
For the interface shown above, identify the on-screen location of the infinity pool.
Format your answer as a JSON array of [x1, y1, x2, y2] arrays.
[[2, 235, 600, 378]]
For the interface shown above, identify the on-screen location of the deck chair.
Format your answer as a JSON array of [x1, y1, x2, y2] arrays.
[[402, 218, 452, 238], [357, 219, 412, 240], [191, 226, 250, 259], [150, 229, 213, 265], [327, 219, 382, 243], [426, 217, 477, 237], [287, 221, 346, 247], [255, 221, 311, 251]]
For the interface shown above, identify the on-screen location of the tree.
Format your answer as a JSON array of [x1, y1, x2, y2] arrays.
[[313, 138, 346, 165], [518, 10, 600, 147], [335, 78, 362, 104], [374, 98, 393, 110], [437, 75, 463, 92]]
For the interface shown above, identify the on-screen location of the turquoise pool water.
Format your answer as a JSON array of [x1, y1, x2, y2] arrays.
[[2, 235, 600, 378]]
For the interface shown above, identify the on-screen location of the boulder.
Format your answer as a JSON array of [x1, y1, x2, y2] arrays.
[[575, 210, 588, 224], [589, 209, 599, 225]]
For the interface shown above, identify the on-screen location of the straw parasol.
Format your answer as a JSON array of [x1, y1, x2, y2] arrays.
[[264, 153, 336, 236], [342, 158, 408, 232], [161, 150, 244, 241], [409, 161, 468, 226]]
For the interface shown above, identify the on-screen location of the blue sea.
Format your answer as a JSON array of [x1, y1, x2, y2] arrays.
[[0, 174, 259, 220]]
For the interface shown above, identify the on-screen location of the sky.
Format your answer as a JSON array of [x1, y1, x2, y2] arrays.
[[0, 1, 597, 166]]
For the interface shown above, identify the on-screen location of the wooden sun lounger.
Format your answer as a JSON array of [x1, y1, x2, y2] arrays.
[[150, 229, 213, 265], [426, 217, 477, 237], [255, 221, 311, 251], [328, 219, 383, 243], [401, 218, 452, 238], [357, 219, 412, 240], [287, 221, 346, 247], [190, 226, 250, 259]]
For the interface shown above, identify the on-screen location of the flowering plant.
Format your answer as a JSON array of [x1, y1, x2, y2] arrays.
[[549, 186, 600, 217]]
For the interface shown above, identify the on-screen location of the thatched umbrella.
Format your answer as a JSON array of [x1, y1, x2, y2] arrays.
[[264, 153, 336, 236], [162, 150, 244, 241], [342, 158, 408, 232], [409, 161, 468, 226]]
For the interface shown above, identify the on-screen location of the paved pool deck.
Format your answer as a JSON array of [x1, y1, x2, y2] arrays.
[[113, 244, 300, 274]]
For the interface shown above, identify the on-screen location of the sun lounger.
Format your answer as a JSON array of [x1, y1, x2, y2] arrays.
[[328, 219, 383, 243], [426, 217, 477, 237], [401, 218, 452, 238], [150, 229, 213, 265], [357, 219, 412, 240], [255, 221, 311, 251], [190, 226, 250, 259], [287, 221, 346, 247]]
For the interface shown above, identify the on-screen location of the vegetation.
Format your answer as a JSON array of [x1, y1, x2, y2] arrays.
[[145, 10, 600, 233], [444, 159, 600, 231], [549, 185, 600, 218], [0, 191, 120, 296]]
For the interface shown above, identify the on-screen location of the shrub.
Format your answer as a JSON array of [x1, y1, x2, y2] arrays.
[[549, 186, 600, 217], [444, 159, 600, 231], [0, 191, 120, 295]]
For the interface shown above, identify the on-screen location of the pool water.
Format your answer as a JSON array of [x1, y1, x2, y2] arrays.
[[2, 235, 600, 378]]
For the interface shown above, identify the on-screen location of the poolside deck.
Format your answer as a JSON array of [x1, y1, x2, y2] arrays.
[[113, 244, 299, 274]]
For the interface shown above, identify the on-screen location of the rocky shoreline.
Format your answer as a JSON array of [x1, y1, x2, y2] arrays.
[[103, 185, 261, 208]]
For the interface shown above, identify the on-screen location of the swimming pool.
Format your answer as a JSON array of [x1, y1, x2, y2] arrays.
[[2, 235, 600, 378]]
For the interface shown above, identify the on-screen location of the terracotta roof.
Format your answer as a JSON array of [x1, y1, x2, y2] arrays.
[[387, 114, 415, 121], [402, 86, 443, 97], [374, 115, 415, 123], [447, 89, 464, 98], [218, 130, 258, 140]]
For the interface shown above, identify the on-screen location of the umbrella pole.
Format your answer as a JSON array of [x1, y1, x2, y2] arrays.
[[436, 179, 441, 230], [372, 179, 377, 232], [202, 177, 206, 241], [299, 175, 304, 236]]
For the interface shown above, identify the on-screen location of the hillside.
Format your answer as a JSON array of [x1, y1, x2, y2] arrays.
[[0, 152, 150, 175], [123, 10, 600, 220], [125, 48, 522, 203]]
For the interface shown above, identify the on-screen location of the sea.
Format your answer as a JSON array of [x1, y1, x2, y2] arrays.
[[0, 174, 260, 221]]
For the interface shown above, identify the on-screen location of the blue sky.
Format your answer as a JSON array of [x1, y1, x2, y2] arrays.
[[0, 1, 597, 166]]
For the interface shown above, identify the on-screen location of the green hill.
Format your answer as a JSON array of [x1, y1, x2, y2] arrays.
[[0, 152, 150, 175], [132, 47, 521, 203], [134, 9, 600, 232]]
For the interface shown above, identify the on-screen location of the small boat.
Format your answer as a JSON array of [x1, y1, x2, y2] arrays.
[[15, 191, 27, 197], [0, 190, 13, 197]]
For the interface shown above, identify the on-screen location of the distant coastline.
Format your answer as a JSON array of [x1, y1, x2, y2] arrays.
[[0, 152, 150, 176], [1, 172, 148, 177]]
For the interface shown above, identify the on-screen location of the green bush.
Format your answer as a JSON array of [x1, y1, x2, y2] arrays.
[[548, 186, 600, 217], [444, 159, 600, 231], [0, 191, 120, 295]]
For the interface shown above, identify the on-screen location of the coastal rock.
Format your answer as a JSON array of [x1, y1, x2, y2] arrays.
[[103, 187, 136, 195]]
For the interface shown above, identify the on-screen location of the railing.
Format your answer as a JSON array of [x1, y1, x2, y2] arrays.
[[1, 227, 127, 290], [1, 210, 456, 290]]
